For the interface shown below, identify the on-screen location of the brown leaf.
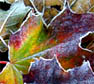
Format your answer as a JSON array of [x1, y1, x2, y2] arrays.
[[24, 0, 64, 24], [69, 0, 94, 13]]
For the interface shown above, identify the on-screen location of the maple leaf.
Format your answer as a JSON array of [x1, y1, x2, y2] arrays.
[[24, 57, 94, 84], [0, 63, 23, 84], [0, 10, 49, 84], [26, 5, 94, 70], [0, 0, 94, 84]]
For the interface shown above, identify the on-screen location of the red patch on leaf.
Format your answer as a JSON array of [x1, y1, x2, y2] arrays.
[[35, 8, 94, 69]]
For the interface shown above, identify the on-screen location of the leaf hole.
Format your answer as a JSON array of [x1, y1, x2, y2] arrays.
[[51, 5, 61, 11], [81, 32, 94, 52], [0, 1, 11, 11], [0, 50, 9, 72]]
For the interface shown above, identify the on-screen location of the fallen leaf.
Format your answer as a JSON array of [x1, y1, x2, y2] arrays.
[[24, 0, 64, 25], [23, 57, 70, 84], [44, 6, 94, 69], [9, 12, 48, 74], [69, 0, 94, 13], [24, 58, 94, 84], [0, 11, 44, 84], [69, 61, 94, 84], [1, 1, 94, 84], [26, 6, 94, 70], [0, 63, 23, 84], [9, 4, 94, 71]]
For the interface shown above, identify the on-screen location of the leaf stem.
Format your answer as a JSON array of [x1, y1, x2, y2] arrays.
[[0, 61, 8, 64]]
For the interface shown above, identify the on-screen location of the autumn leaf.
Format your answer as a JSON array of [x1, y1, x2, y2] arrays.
[[0, 63, 23, 84], [69, 0, 94, 13], [44, 6, 94, 69], [24, 0, 64, 25], [8, 10, 63, 75], [23, 57, 70, 83], [24, 57, 94, 84], [0, 11, 44, 83], [8, 14, 42, 74], [9, 3, 94, 73], [24, 0, 64, 10], [0, 9, 57, 83], [1, 0, 94, 84], [23, 5, 94, 70]]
